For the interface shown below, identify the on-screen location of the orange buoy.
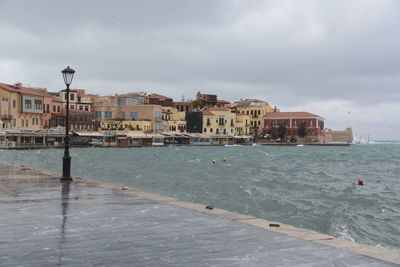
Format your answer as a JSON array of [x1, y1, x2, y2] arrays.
[[357, 179, 364, 186]]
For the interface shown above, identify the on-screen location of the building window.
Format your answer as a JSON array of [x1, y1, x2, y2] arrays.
[[216, 129, 219, 134], [294, 120, 297, 127], [130, 112, 138, 120], [25, 99, 32, 109], [13, 100, 16, 108], [53, 106, 56, 112], [32, 118, 35, 125], [210, 128, 213, 133], [258, 110, 261, 115], [285, 120, 288, 126], [26, 120, 28, 127], [22, 120, 24, 127], [34, 100, 42, 110], [265, 121, 268, 127], [79, 105, 83, 110], [310, 120, 313, 127], [70, 94, 75, 101], [121, 112, 125, 119], [85, 106, 89, 111], [204, 128, 207, 132], [118, 98, 126, 105], [271, 120, 275, 127], [70, 105, 74, 109], [57, 106, 60, 112]]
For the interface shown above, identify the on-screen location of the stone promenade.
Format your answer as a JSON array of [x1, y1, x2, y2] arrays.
[[0, 161, 399, 266]]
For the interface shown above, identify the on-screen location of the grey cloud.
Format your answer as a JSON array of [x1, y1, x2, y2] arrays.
[[1, 0, 400, 139]]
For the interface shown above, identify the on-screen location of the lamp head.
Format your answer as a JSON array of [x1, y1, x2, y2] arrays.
[[61, 66, 75, 86]]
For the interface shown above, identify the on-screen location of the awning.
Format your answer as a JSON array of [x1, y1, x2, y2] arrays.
[[126, 132, 149, 138], [74, 132, 103, 137]]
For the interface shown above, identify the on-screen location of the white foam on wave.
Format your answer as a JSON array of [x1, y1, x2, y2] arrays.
[[331, 223, 355, 242]]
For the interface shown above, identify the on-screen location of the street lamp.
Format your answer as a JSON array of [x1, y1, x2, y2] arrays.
[[61, 66, 75, 182]]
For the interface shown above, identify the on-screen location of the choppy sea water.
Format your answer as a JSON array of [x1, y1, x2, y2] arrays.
[[1, 142, 399, 250]]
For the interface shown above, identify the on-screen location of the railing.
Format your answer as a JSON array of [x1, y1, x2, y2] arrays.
[[1, 114, 13, 121]]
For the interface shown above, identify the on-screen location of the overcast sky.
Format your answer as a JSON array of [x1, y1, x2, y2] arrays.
[[1, 0, 399, 140]]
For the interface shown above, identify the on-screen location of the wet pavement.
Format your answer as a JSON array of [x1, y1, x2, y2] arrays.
[[0, 161, 398, 266]]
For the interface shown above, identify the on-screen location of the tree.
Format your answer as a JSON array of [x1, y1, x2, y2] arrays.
[[269, 127, 279, 140], [191, 99, 205, 109], [297, 121, 307, 139], [277, 123, 287, 141]]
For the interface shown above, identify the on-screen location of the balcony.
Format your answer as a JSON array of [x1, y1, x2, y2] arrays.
[[1, 114, 12, 121]]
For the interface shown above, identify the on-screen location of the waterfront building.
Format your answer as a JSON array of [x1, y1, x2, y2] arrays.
[[55, 89, 94, 111], [160, 106, 186, 133], [0, 82, 45, 129], [263, 112, 325, 142], [215, 100, 230, 108], [51, 109, 97, 132], [173, 101, 192, 112], [196, 91, 217, 107], [233, 99, 275, 136], [185, 111, 203, 133], [146, 93, 173, 107], [94, 94, 162, 132], [321, 128, 353, 144], [235, 113, 251, 135], [202, 107, 236, 136], [32, 89, 63, 129]]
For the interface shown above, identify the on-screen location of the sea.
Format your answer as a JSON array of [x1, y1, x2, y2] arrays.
[[1, 141, 399, 251]]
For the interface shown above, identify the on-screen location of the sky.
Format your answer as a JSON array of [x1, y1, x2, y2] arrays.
[[1, 0, 399, 140]]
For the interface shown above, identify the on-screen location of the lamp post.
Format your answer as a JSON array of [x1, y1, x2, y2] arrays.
[[61, 66, 75, 182]]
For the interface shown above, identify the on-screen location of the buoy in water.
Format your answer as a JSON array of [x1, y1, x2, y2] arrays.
[[357, 179, 364, 186], [223, 157, 228, 162], [212, 160, 217, 164]]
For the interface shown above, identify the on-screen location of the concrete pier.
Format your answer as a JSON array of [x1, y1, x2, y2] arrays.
[[0, 161, 398, 266]]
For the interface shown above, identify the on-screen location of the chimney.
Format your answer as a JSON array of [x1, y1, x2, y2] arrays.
[[14, 82, 23, 89]]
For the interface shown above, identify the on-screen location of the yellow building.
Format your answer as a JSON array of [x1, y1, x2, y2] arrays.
[[0, 83, 44, 129], [57, 89, 94, 111], [236, 113, 251, 135], [202, 107, 236, 136], [161, 107, 186, 133], [233, 99, 275, 135]]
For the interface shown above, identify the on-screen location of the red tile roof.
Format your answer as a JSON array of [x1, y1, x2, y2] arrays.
[[216, 100, 230, 104], [0, 83, 47, 97], [148, 93, 172, 100], [203, 110, 214, 115], [263, 112, 322, 118]]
